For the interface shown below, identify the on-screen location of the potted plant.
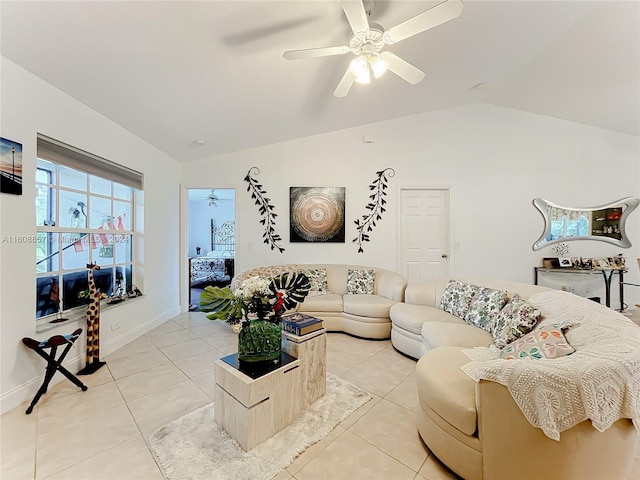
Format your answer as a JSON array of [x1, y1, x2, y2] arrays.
[[199, 272, 310, 363]]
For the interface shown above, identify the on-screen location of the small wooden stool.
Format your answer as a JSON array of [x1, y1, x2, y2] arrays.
[[22, 328, 88, 414]]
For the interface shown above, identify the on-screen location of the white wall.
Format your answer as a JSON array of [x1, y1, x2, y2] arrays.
[[0, 57, 182, 413], [182, 103, 640, 307]]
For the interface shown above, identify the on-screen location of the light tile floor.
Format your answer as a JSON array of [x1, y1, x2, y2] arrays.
[[2, 309, 640, 480]]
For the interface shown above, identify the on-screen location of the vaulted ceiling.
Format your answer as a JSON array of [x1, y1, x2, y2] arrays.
[[1, 1, 638, 163]]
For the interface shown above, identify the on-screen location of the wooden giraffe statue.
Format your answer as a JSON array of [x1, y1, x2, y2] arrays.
[[78, 263, 106, 375]]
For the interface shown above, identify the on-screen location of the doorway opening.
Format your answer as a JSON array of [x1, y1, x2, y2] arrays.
[[187, 188, 236, 311]]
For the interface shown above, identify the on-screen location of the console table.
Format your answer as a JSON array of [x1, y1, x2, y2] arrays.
[[213, 328, 326, 451], [534, 267, 627, 310]]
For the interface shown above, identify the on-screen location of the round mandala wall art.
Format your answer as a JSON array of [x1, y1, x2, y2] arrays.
[[290, 187, 346, 243]]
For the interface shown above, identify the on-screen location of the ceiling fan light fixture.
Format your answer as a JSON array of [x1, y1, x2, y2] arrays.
[[350, 55, 368, 75], [355, 69, 371, 84], [350, 55, 371, 84], [370, 55, 389, 79]]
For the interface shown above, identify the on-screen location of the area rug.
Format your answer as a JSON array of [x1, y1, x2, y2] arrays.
[[148, 373, 371, 480]]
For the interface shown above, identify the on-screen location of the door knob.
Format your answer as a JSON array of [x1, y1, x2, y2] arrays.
[[442, 254, 448, 258]]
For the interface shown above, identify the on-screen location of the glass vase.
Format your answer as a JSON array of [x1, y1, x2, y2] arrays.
[[238, 319, 282, 363]]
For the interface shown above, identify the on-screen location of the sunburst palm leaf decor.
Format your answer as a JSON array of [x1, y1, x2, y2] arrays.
[[244, 167, 285, 253], [353, 168, 395, 253], [269, 272, 311, 310]]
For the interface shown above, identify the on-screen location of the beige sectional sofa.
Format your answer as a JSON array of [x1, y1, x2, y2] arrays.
[[390, 278, 640, 480], [390, 278, 546, 359], [233, 264, 407, 339]]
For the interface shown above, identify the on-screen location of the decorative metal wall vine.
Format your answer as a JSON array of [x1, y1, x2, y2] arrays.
[[244, 167, 285, 253], [353, 168, 395, 253]]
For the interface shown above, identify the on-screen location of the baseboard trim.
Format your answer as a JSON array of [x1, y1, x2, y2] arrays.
[[0, 306, 180, 415], [101, 305, 180, 358]]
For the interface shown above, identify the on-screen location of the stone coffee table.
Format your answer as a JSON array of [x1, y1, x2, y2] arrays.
[[213, 328, 326, 451]]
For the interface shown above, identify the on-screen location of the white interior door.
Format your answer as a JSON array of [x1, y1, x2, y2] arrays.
[[400, 188, 450, 285]]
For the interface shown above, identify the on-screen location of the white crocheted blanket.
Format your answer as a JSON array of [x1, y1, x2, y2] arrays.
[[461, 290, 640, 441]]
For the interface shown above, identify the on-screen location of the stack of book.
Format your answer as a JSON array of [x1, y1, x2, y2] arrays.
[[281, 313, 323, 336]]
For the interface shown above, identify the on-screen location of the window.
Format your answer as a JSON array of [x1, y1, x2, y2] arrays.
[[35, 135, 142, 320], [548, 210, 590, 241]]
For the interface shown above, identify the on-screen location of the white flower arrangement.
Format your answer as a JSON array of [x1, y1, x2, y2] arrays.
[[200, 272, 312, 333], [233, 276, 270, 301]]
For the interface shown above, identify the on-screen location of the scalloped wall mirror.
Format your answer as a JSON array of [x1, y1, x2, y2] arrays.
[[532, 197, 640, 251]]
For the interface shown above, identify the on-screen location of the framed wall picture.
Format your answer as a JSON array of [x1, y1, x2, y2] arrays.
[[0, 137, 23, 195], [290, 187, 345, 243], [558, 258, 572, 267]]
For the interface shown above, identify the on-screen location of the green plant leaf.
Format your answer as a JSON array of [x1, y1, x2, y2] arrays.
[[199, 286, 243, 321]]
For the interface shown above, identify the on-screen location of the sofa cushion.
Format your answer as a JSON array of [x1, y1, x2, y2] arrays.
[[343, 294, 397, 318], [422, 322, 493, 350], [491, 294, 541, 348], [499, 324, 575, 360], [346, 269, 375, 294], [304, 268, 328, 297], [464, 287, 507, 332], [416, 346, 477, 436], [391, 304, 465, 335], [438, 280, 480, 318], [298, 293, 343, 313]]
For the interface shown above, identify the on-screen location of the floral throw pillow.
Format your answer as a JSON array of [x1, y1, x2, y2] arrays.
[[346, 269, 375, 295], [305, 268, 328, 297], [464, 287, 508, 332], [438, 280, 481, 319], [491, 294, 541, 348], [500, 324, 575, 360]]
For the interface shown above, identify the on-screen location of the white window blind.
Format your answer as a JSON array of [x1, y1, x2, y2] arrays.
[[37, 134, 143, 190]]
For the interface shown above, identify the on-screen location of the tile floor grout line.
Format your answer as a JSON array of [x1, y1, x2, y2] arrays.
[[344, 398, 426, 474], [111, 363, 169, 480], [299, 425, 422, 479], [35, 372, 139, 480], [107, 347, 172, 381], [285, 425, 349, 476]]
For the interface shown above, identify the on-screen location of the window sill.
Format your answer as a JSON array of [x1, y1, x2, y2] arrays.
[[36, 295, 145, 335]]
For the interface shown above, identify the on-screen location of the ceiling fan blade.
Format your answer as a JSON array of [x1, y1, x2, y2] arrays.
[[385, 0, 463, 44], [380, 51, 425, 85], [334, 68, 357, 97], [283, 46, 350, 60], [340, 0, 369, 34]]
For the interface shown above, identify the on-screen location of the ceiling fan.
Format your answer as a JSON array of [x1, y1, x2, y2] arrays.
[[283, 0, 463, 97], [203, 190, 233, 207]]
